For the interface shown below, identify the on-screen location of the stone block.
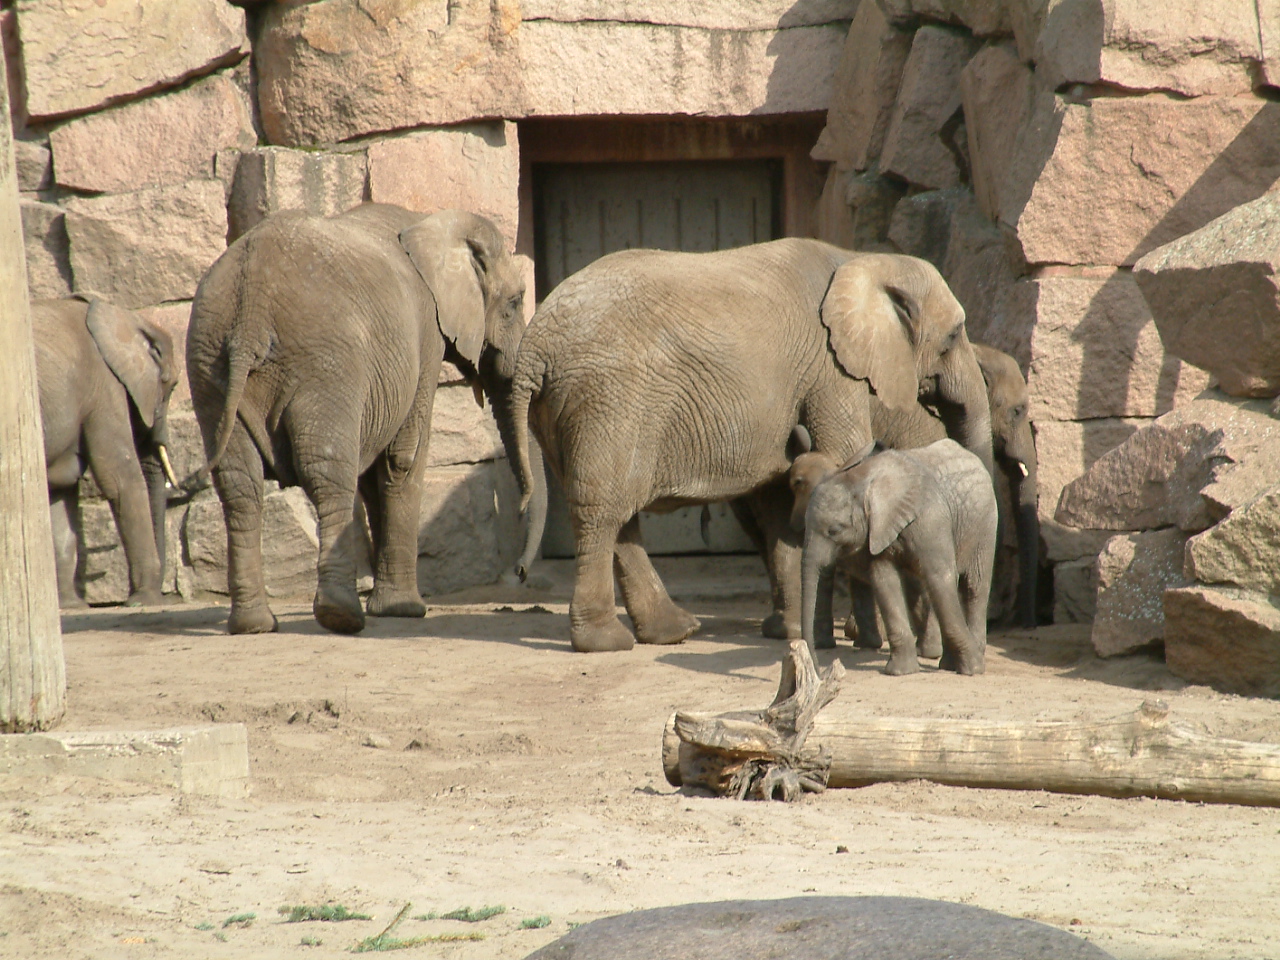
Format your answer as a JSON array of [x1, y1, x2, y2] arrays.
[[1091, 528, 1190, 657], [519, 20, 847, 121], [14, 138, 51, 192], [810, 0, 912, 167], [256, 0, 522, 146], [1053, 557, 1096, 624], [997, 94, 1280, 267], [814, 164, 906, 252], [135, 301, 194, 407], [1, 8, 22, 126], [879, 26, 980, 191], [888, 187, 965, 269], [19, 199, 72, 299], [1186, 485, 1280, 595], [1006, 0, 1051, 62], [960, 42, 1041, 224], [184, 484, 320, 599], [417, 462, 522, 596], [63, 180, 227, 309], [1024, 271, 1211, 422], [48, 73, 255, 194], [518, 0, 858, 29], [15, 0, 249, 121], [1264, 0, 1280, 86], [1036, 0, 1262, 97], [1133, 191, 1280, 399], [941, 196, 1026, 350], [228, 146, 368, 242], [1055, 393, 1278, 533], [78, 498, 130, 605], [425, 385, 504, 468], [0, 724, 250, 798], [906, 0, 1011, 35], [161, 411, 207, 488], [1164, 586, 1280, 698], [367, 124, 519, 246]]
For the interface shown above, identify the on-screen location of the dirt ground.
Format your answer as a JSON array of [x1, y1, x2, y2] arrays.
[[2, 557, 1279, 960]]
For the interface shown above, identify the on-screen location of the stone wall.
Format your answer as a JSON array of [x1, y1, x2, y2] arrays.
[[809, 0, 1278, 623], [2, 0, 851, 603]]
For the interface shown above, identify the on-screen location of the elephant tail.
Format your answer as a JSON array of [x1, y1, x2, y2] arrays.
[[184, 338, 263, 491], [511, 356, 544, 516]]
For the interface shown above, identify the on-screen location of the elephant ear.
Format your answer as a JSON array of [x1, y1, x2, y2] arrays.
[[85, 298, 164, 428], [864, 457, 920, 556], [821, 258, 919, 411], [400, 210, 502, 369]]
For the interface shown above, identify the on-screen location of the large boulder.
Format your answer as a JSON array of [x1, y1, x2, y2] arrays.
[[1186, 485, 1280, 595], [15, 0, 248, 121], [366, 124, 520, 246], [971, 89, 1280, 266], [13, 138, 51, 192], [1024, 270, 1210, 421], [1164, 586, 1280, 697], [1035, 0, 1263, 97], [1053, 556, 1097, 624], [423, 386, 504, 468], [19, 200, 72, 299], [227, 146, 368, 242], [1091, 527, 1190, 657], [417, 462, 521, 596], [810, 0, 911, 166], [813, 164, 905, 252], [1055, 393, 1278, 533], [48, 73, 255, 194], [1036, 417, 1143, 557], [517, 0, 858, 31], [1133, 191, 1280, 399], [63, 180, 227, 309], [878, 26, 979, 191], [960, 42, 1040, 224], [523, 897, 1114, 960]]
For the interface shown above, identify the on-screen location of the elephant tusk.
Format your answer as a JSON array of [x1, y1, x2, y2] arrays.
[[158, 444, 180, 489], [1017, 460, 1029, 478]]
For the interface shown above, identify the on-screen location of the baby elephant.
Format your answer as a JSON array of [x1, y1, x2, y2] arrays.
[[799, 439, 997, 676]]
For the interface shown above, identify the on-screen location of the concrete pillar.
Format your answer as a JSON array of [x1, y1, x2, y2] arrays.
[[0, 68, 65, 731]]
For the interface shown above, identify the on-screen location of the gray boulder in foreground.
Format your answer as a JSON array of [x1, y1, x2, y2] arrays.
[[523, 896, 1113, 960]]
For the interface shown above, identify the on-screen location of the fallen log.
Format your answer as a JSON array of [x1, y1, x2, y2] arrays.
[[664, 641, 1280, 807]]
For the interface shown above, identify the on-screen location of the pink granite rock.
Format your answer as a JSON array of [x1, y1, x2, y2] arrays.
[[227, 146, 368, 242], [1164, 586, 1280, 698], [1092, 528, 1190, 656], [49, 73, 255, 194], [519, 0, 857, 29]]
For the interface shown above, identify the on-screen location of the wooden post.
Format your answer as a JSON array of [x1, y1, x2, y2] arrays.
[[665, 651, 1280, 807], [0, 67, 65, 731]]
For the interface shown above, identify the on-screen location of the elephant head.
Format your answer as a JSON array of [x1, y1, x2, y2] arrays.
[[821, 254, 993, 476], [973, 343, 1039, 628]]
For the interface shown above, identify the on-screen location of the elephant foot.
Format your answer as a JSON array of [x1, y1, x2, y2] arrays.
[[59, 593, 88, 611], [939, 648, 985, 676], [314, 586, 365, 635], [917, 631, 943, 659], [883, 651, 922, 676], [761, 612, 801, 640], [634, 605, 700, 646], [125, 588, 165, 608], [845, 616, 883, 650], [366, 586, 426, 619], [813, 632, 837, 651], [570, 617, 636, 653], [228, 603, 279, 635]]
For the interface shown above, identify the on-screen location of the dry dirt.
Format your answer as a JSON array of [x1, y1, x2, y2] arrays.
[[3, 557, 1279, 960]]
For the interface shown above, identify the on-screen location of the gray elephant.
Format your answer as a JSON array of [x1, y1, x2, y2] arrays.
[[507, 242, 993, 653], [747, 341, 1039, 643], [800, 439, 998, 675], [186, 204, 526, 635], [33, 297, 180, 608]]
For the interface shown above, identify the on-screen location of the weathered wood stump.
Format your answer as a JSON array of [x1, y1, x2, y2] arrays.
[[665, 642, 1280, 807], [522, 896, 1116, 960]]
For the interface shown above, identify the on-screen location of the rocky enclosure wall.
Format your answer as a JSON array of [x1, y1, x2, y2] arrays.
[[810, 0, 1280, 626], [1, 0, 851, 603]]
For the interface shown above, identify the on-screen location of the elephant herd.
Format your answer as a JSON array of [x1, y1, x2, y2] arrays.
[[33, 202, 1040, 677]]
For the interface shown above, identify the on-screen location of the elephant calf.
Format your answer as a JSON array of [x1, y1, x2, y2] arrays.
[[800, 439, 997, 676], [33, 297, 180, 607]]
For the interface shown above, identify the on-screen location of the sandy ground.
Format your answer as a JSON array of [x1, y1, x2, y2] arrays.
[[2, 557, 1280, 960]]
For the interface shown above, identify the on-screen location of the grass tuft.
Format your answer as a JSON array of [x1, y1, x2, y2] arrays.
[[520, 915, 552, 929], [352, 933, 484, 951], [222, 912, 256, 929], [279, 904, 371, 923], [193, 922, 214, 931], [300, 935, 323, 947], [440, 905, 505, 923]]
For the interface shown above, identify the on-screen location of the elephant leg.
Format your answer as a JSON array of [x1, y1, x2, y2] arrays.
[[846, 578, 883, 650], [614, 515, 699, 646], [869, 560, 920, 676], [211, 424, 277, 634], [926, 567, 984, 676], [568, 508, 635, 653], [365, 441, 428, 620], [906, 578, 943, 659], [294, 459, 364, 636], [49, 487, 86, 608], [83, 399, 163, 606], [733, 486, 802, 640]]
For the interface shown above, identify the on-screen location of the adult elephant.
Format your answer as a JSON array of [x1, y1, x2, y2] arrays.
[[33, 297, 180, 608], [739, 341, 1039, 641], [507, 241, 992, 653], [187, 204, 526, 635]]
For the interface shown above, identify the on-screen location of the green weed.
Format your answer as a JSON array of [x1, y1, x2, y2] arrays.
[[222, 912, 256, 929], [520, 916, 551, 929], [300, 935, 323, 947], [280, 904, 371, 923], [351, 902, 485, 952], [440, 905, 505, 923], [194, 922, 214, 931]]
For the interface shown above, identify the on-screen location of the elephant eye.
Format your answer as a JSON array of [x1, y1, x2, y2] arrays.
[[825, 523, 845, 538], [1011, 403, 1026, 419]]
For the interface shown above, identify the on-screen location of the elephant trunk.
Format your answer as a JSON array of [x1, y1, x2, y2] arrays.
[[934, 340, 994, 478], [1005, 421, 1039, 628], [139, 448, 168, 595], [482, 353, 547, 582], [801, 533, 837, 655]]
